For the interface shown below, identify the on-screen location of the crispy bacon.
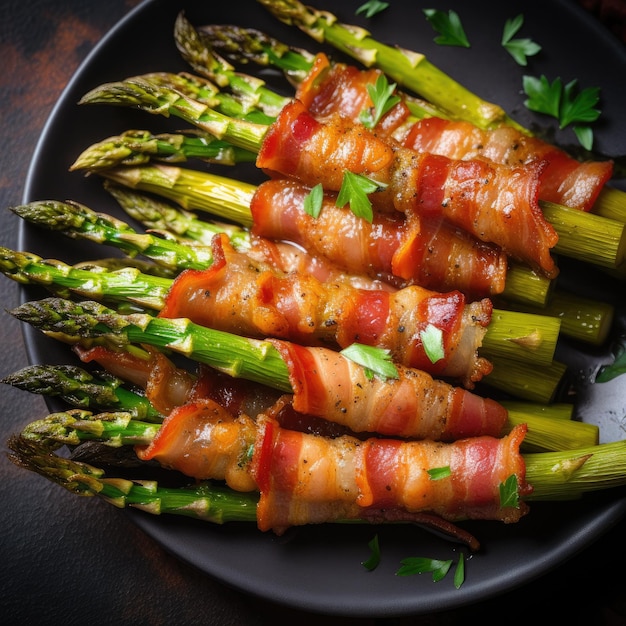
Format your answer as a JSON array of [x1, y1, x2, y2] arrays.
[[403, 116, 613, 212], [73, 345, 281, 418], [296, 52, 411, 135], [247, 235, 394, 292], [268, 340, 507, 440], [250, 178, 508, 298], [159, 233, 493, 387], [252, 415, 530, 534], [256, 99, 558, 276], [136, 398, 259, 492]]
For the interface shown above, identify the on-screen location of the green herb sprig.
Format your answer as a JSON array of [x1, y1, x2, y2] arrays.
[[340, 343, 399, 380], [501, 15, 541, 66], [356, 0, 389, 19], [423, 9, 470, 48], [359, 73, 401, 129], [522, 75, 601, 149]]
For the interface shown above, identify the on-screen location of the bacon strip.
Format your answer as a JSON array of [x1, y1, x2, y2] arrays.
[[250, 178, 508, 299], [136, 398, 259, 492], [296, 52, 411, 136], [268, 340, 507, 440], [403, 116, 613, 212], [73, 345, 281, 418], [252, 415, 530, 534], [159, 233, 493, 387], [256, 99, 558, 276]]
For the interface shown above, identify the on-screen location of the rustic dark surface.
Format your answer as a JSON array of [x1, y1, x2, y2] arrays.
[[1, 1, 625, 624]]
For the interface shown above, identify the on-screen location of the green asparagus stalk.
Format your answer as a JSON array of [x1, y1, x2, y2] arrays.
[[524, 441, 626, 500], [78, 74, 269, 154], [174, 13, 295, 118], [2, 364, 163, 422], [505, 406, 598, 452], [0, 247, 171, 309], [482, 356, 568, 404], [104, 181, 241, 246], [0, 249, 560, 370], [500, 289, 616, 347], [9, 199, 253, 270], [7, 435, 259, 523], [10, 200, 217, 272], [70, 129, 257, 170], [10, 297, 294, 393]]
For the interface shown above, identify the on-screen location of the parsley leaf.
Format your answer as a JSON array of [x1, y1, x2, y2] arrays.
[[336, 170, 383, 223], [499, 474, 520, 508], [423, 9, 470, 48], [560, 80, 601, 127], [501, 15, 541, 66], [523, 75, 562, 118], [596, 337, 626, 383], [522, 74, 601, 149], [420, 323, 445, 363], [360, 73, 401, 129], [397, 557, 453, 582], [427, 466, 451, 480], [356, 0, 389, 18], [303, 183, 324, 218], [453, 553, 465, 589], [362, 534, 381, 571], [340, 343, 399, 380]]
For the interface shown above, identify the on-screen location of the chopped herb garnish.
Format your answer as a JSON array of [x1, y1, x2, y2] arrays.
[[595, 338, 626, 383], [340, 343, 399, 380], [499, 474, 520, 508], [362, 534, 381, 570], [336, 170, 384, 223], [396, 557, 453, 582], [303, 183, 324, 218], [453, 553, 465, 589], [423, 9, 470, 48], [359, 73, 401, 129], [420, 323, 445, 363], [501, 15, 541, 66], [522, 75, 601, 149], [356, 0, 389, 19], [427, 466, 451, 480]]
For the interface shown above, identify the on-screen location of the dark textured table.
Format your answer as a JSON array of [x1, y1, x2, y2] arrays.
[[1, 1, 626, 624]]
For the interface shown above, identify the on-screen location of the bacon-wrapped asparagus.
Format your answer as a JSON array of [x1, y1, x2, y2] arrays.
[[160, 232, 494, 387]]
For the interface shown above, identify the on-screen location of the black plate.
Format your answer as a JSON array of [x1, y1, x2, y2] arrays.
[[19, 0, 626, 617]]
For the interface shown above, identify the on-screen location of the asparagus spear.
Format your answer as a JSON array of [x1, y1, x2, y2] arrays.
[[69, 129, 257, 170], [2, 364, 163, 422], [10, 199, 252, 269], [7, 435, 259, 524], [76, 70, 626, 271], [10, 297, 294, 392], [0, 248, 561, 370]]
